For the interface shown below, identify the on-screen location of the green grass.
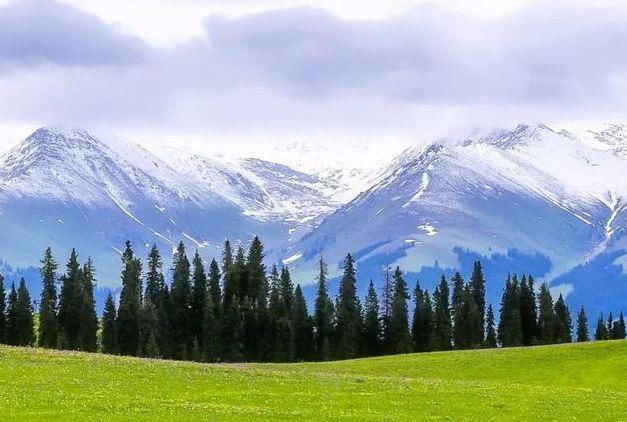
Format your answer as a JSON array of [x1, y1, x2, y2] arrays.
[[1, 341, 626, 420]]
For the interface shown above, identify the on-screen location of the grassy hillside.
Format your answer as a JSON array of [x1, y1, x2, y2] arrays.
[[1, 341, 626, 420]]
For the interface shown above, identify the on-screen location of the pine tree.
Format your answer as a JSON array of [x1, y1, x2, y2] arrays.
[[222, 239, 236, 309], [432, 275, 452, 350], [101, 292, 118, 354], [387, 267, 412, 354], [362, 280, 381, 356], [38, 247, 59, 348], [537, 283, 556, 344], [58, 249, 82, 349], [335, 254, 362, 359], [607, 312, 614, 339], [116, 241, 143, 356], [485, 304, 497, 348], [380, 266, 394, 351], [576, 306, 589, 343], [5, 282, 18, 345], [77, 259, 98, 352], [220, 299, 243, 362], [144, 245, 165, 309], [138, 300, 160, 358], [279, 266, 294, 314], [208, 258, 222, 314], [0, 274, 5, 344], [451, 272, 466, 348], [553, 294, 572, 343], [292, 285, 314, 361], [458, 284, 481, 349], [170, 241, 192, 359], [469, 261, 486, 343], [265, 265, 293, 362], [611, 311, 626, 339], [233, 246, 248, 302], [594, 314, 608, 341], [411, 283, 433, 352], [202, 292, 217, 362], [519, 275, 538, 346], [190, 251, 207, 351], [246, 236, 266, 305], [497, 275, 522, 347], [313, 258, 334, 360], [5, 279, 35, 346]]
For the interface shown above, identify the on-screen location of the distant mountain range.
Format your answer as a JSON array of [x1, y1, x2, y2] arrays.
[[0, 124, 626, 316]]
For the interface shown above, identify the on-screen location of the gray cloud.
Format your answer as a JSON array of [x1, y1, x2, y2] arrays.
[[0, 0, 147, 68], [1, 1, 627, 141]]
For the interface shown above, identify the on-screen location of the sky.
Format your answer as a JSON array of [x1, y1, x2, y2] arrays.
[[1, 0, 627, 159]]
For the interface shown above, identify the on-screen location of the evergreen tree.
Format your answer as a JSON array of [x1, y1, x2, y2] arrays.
[[15, 279, 35, 346], [457, 284, 481, 349], [38, 247, 59, 348], [220, 299, 243, 362], [411, 283, 433, 352], [314, 257, 334, 360], [432, 275, 452, 350], [233, 246, 248, 302], [170, 241, 192, 359], [279, 266, 294, 314], [77, 259, 98, 352], [537, 283, 556, 344], [265, 265, 293, 362], [190, 251, 207, 351], [246, 236, 266, 305], [292, 285, 314, 361], [611, 311, 626, 339], [138, 300, 159, 358], [594, 314, 608, 341], [362, 280, 381, 356], [58, 249, 82, 349], [335, 254, 362, 359], [469, 261, 486, 343], [222, 239, 236, 309], [519, 275, 538, 346], [144, 245, 165, 308], [380, 266, 394, 351], [101, 292, 118, 354], [202, 292, 218, 362], [606, 312, 614, 339], [5, 282, 18, 345], [553, 294, 572, 343], [497, 275, 522, 347], [387, 267, 412, 354], [0, 274, 5, 344], [485, 304, 497, 348], [116, 241, 143, 356], [451, 272, 465, 348], [576, 306, 589, 343], [208, 258, 222, 314]]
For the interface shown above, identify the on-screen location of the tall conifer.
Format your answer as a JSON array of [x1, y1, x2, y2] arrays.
[[38, 247, 58, 348]]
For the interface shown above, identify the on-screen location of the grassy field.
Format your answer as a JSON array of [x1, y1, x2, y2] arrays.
[[1, 341, 626, 421]]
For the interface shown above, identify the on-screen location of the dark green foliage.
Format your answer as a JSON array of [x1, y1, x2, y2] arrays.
[[101, 292, 118, 354], [170, 241, 192, 359], [190, 251, 207, 351], [469, 261, 486, 343], [335, 254, 362, 359], [451, 272, 465, 348], [362, 280, 381, 356], [387, 267, 412, 354], [611, 311, 626, 339], [279, 266, 294, 314], [208, 259, 221, 313], [246, 236, 267, 306], [221, 240, 236, 309], [485, 304, 497, 348], [144, 245, 165, 309], [219, 299, 243, 362], [519, 275, 538, 346], [202, 292, 218, 362], [292, 285, 314, 361], [594, 314, 608, 340], [537, 283, 556, 344], [0, 274, 5, 344], [6, 279, 35, 346], [576, 306, 589, 343], [553, 294, 572, 343], [314, 258, 334, 361], [432, 275, 452, 351], [498, 275, 522, 347], [456, 284, 482, 349], [138, 300, 160, 358], [233, 246, 248, 303], [38, 247, 59, 348], [116, 241, 143, 356], [78, 259, 98, 352], [58, 249, 83, 350], [265, 265, 293, 362], [411, 283, 433, 352]]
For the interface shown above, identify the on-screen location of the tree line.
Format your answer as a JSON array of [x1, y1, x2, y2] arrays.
[[0, 237, 625, 362]]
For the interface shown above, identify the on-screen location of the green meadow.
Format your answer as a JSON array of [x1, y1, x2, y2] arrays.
[[1, 340, 625, 421]]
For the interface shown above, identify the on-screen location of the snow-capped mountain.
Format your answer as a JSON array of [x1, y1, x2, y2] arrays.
[[288, 123, 627, 316], [0, 127, 342, 281]]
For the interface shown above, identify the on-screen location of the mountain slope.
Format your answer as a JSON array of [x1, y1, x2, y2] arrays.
[[289, 123, 627, 315]]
